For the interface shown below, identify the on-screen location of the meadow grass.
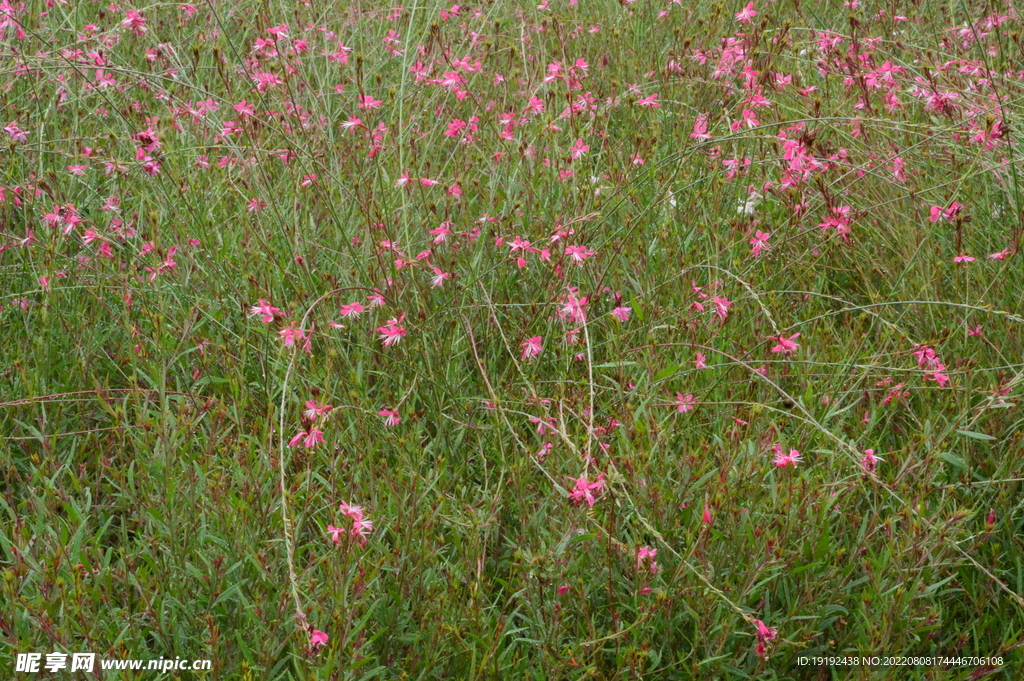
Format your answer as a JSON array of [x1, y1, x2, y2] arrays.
[[2, 0, 1024, 678]]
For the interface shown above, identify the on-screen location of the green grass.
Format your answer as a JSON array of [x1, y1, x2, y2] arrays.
[[2, 0, 1024, 678]]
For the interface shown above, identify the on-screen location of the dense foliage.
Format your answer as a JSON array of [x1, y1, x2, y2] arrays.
[[2, 0, 1023, 678]]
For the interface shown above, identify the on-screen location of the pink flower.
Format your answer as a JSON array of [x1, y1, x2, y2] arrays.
[[749, 230, 770, 257], [339, 502, 363, 519], [772, 448, 803, 468], [636, 546, 659, 573], [430, 267, 452, 287], [675, 393, 697, 413], [249, 299, 282, 322], [327, 525, 345, 544], [690, 114, 711, 140], [95, 69, 117, 88], [4, 121, 28, 143], [735, 2, 757, 23], [289, 428, 325, 449], [334, 502, 374, 544], [695, 352, 707, 369], [702, 503, 712, 525], [536, 442, 553, 461], [520, 336, 543, 360], [339, 302, 364, 317], [930, 201, 963, 223], [377, 318, 407, 347], [569, 138, 589, 160], [568, 473, 606, 507], [121, 9, 148, 35], [860, 448, 883, 473], [953, 253, 975, 263], [770, 333, 800, 355], [358, 94, 383, 109], [559, 289, 589, 324], [610, 306, 632, 322], [351, 518, 374, 543], [379, 408, 400, 427], [912, 345, 941, 370], [754, 619, 777, 642], [339, 116, 365, 133], [752, 618, 777, 655], [819, 206, 853, 240], [564, 245, 596, 264], [304, 400, 333, 420], [430, 223, 453, 243], [279, 323, 310, 349], [712, 297, 732, 320], [989, 248, 1012, 260], [309, 630, 329, 649]]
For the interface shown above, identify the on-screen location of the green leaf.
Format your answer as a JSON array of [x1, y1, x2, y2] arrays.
[[630, 296, 644, 322], [956, 429, 996, 441], [653, 364, 679, 382], [939, 452, 967, 469]]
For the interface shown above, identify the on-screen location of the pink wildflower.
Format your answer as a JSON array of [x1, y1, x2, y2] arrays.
[[636, 546, 659, 573], [279, 323, 310, 348], [860, 448, 883, 473], [121, 9, 148, 35], [675, 393, 697, 413], [749, 230, 770, 257], [249, 299, 282, 322], [772, 448, 803, 468], [752, 619, 777, 656], [339, 302, 364, 317], [377, 317, 407, 347], [770, 333, 800, 355], [611, 306, 632, 322], [690, 114, 711, 140], [430, 267, 452, 287], [568, 473, 606, 507], [929, 201, 963, 223], [309, 630, 329, 649], [569, 138, 589, 159], [520, 336, 543, 360], [564, 245, 596, 264], [304, 400, 333, 420], [735, 2, 757, 24], [289, 428, 324, 449], [712, 297, 732, 320]]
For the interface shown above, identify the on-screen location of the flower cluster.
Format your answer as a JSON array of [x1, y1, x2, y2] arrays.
[[328, 502, 374, 545]]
